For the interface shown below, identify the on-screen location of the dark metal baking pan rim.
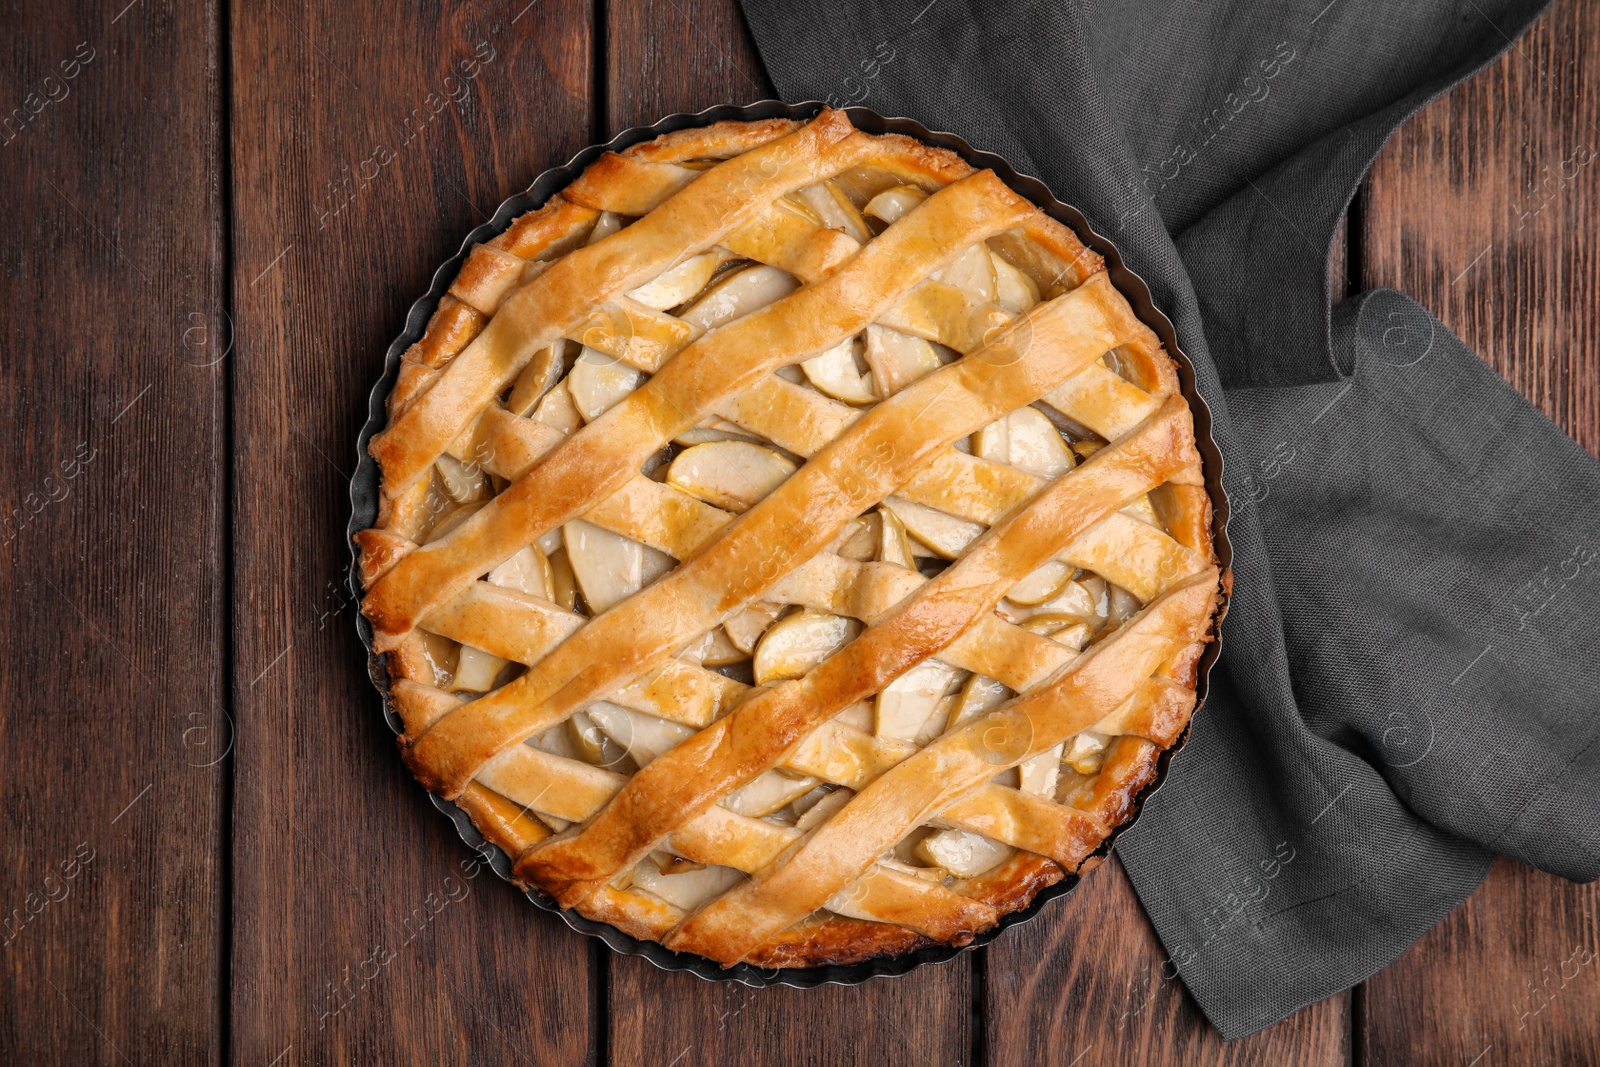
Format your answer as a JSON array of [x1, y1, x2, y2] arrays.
[[347, 99, 1233, 990]]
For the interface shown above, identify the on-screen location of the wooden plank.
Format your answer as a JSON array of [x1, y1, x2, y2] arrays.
[[1359, 0, 1600, 1060], [1361, 0, 1599, 459], [1330, 213, 1350, 302], [605, 0, 774, 131], [986, 857, 1349, 1065], [0, 2, 227, 1063], [600, 4, 968, 1062], [610, 957, 970, 1067], [227, 2, 599, 1062]]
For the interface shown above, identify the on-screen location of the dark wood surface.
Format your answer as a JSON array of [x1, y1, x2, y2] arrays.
[[1, 0, 1594, 1063], [0, 1, 228, 1062]]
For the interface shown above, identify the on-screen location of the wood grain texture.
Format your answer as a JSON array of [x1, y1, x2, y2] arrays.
[[601, 3, 966, 1062], [986, 857, 1349, 1066], [227, 1, 599, 1063], [610, 955, 970, 1067], [1359, 1, 1600, 1060], [604, 0, 774, 135], [1329, 214, 1350, 303], [1362, 0, 1599, 459], [0, 1, 227, 1062]]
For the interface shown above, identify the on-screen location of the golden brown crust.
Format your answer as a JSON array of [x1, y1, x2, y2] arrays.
[[744, 917, 934, 969], [628, 117, 805, 162], [355, 110, 1223, 970], [411, 296, 485, 369], [961, 852, 1068, 916]]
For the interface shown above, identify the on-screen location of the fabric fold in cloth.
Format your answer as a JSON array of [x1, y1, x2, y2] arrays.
[[738, 0, 1599, 1039]]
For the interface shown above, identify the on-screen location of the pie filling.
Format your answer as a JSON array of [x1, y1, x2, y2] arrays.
[[356, 110, 1221, 968]]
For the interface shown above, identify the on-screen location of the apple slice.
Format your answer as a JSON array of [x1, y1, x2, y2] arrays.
[[434, 454, 488, 503], [876, 660, 959, 743], [652, 854, 706, 876], [487, 545, 554, 600], [949, 673, 1009, 729], [914, 829, 1012, 878], [526, 718, 581, 761], [624, 251, 719, 310], [506, 338, 569, 415], [449, 644, 508, 693], [794, 787, 853, 831], [801, 336, 878, 404], [990, 250, 1041, 314], [790, 784, 831, 819], [586, 700, 694, 766], [565, 710, 608, 765], [672, 415, 763, 448], [882, 497, 983, 559], [681, 626, 747, 667], [679, 263, 799, 330], [878, 853, 952, 884], [1074, 574, 1111, 630], [779, 191, 826, 227], [666, 440, 796, 513], [1065, 731, 1109, 775], [567, 346, 644, 423], [877, 504, 917, 567], [630, 857, 743, 911], [864, 324, 941, 397], [562, 517, 645, 613], [930, 244, 996, 302], [1019, 612, 1093, 652], [533, 380, 583, 434], [753, 610, 862, 684], [1005, 560, 1075, 607], [724, 769, 822, 818], [833, 165, 915, 204], [724, 601, 783, 654], [1029, 578, 1101, 622], [640, 543, 675, 586], [829, 513, 879, 562], [832, 702, 875, 733], [1018, 743, 1063, 797], [795, 179, 872, 243], [973, 406, 1075, 479], [547, 546, 580, 611], [863, 184, 929, 226], [1107, 581, 1143, 624], [1121, 493, 1163, 529], [586, 211, 624, 246], [418, 631, 459, 689], [426, 501, 484, 543]]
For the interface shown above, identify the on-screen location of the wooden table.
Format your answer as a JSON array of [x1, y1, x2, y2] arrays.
[[3, 1, 1595, 1062]]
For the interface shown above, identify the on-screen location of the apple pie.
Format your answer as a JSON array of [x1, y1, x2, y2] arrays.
[[354, 108, 1223, 968]]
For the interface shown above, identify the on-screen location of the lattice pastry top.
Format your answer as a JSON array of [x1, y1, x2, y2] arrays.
[[354, 109, 1222, 968]]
